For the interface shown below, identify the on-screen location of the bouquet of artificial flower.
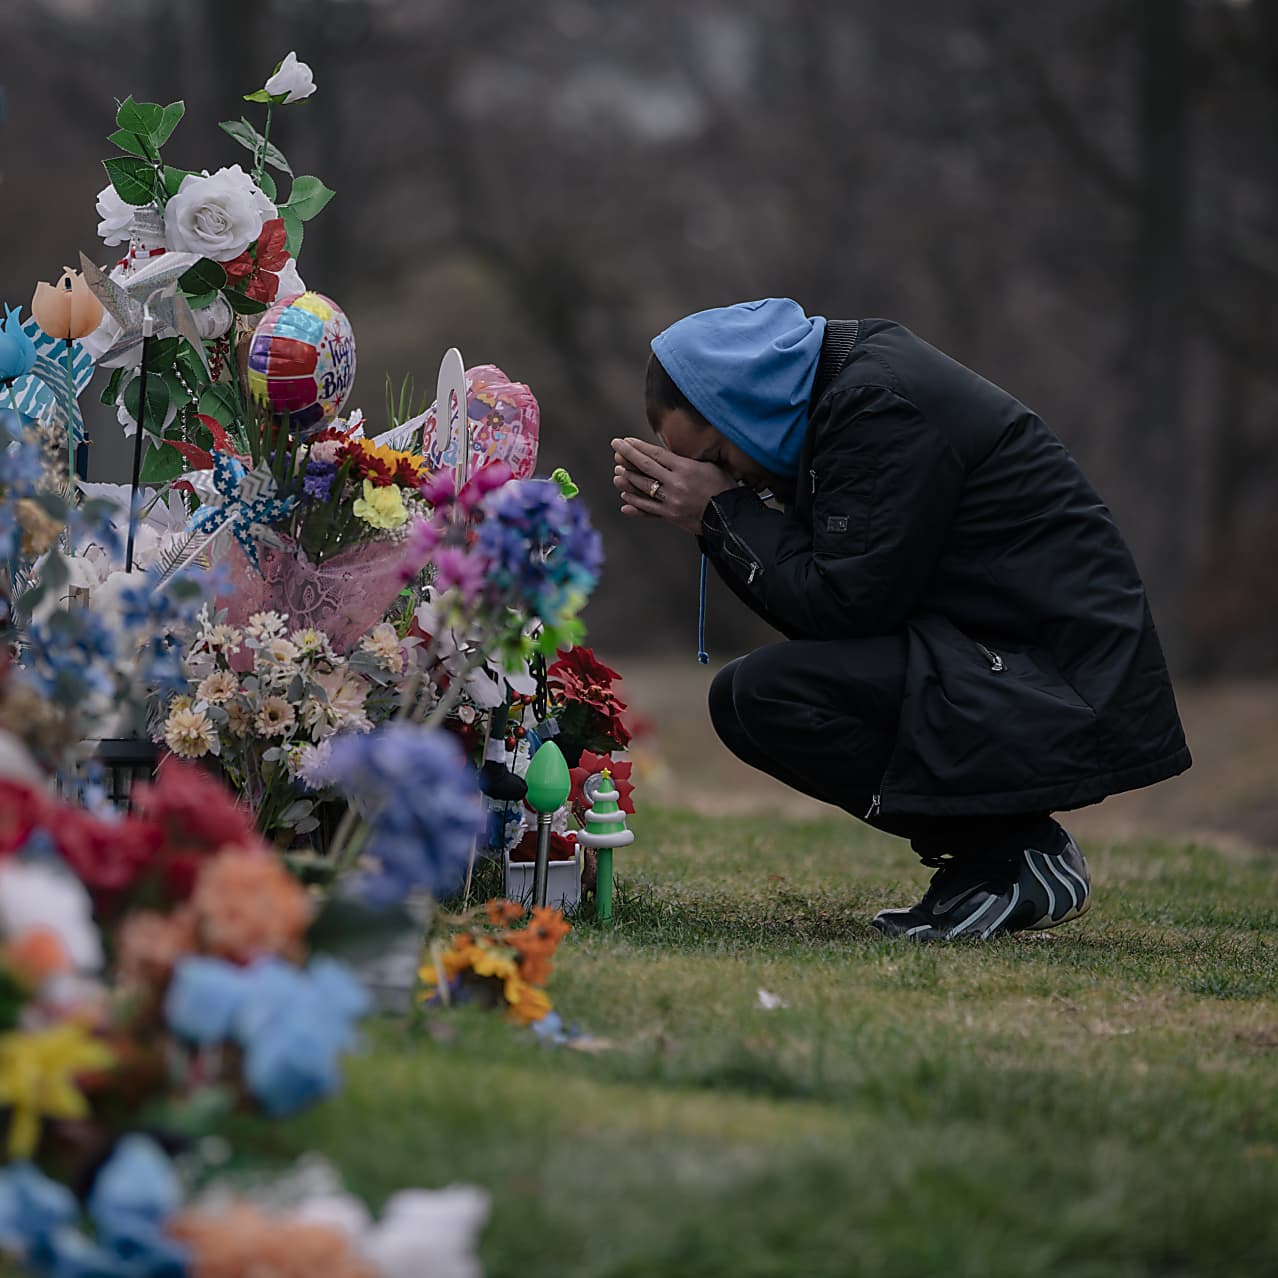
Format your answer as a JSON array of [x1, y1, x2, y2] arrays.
[[416, 898, 571, 1026], [162, 608, 414, 845]]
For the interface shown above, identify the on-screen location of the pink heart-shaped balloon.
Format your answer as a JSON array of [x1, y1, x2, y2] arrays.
[[419, 364, 539, 480]]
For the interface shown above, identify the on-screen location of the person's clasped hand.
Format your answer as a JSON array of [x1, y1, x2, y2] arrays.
[[611, 437, 735, 536]]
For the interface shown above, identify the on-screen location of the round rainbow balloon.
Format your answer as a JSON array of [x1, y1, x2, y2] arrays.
[[246, 291, 356, 435]]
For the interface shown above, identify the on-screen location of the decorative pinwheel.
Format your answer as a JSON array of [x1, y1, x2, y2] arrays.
[[78, 251, 207, 372], [187, 450, 296, 574]]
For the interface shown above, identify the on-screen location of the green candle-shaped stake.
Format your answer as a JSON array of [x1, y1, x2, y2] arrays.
[[577, 769, 634, 924], [524, 740, 571, 907]]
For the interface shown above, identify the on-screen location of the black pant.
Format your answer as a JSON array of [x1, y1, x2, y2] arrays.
[[708, 637, 1063, 863]]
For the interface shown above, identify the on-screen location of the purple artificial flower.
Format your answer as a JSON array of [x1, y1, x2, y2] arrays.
[[433, 545, 485, 603], [302, 459, 337, 502]]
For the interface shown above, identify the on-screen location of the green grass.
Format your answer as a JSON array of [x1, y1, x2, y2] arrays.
[[240, 810, 1278, 1277]]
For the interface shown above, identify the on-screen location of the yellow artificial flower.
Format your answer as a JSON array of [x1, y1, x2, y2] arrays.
[[0, 1024, 115, 1157], [503, 975, 553, 1025], [352, 478, 409, 530], [465, 941, 518, 982]]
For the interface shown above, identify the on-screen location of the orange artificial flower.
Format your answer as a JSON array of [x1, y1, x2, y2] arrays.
[[4, 928, 70, 988], [31, 267, 103, 341], [485, 898, 525, 927], [503, 907, 570, 987], [170, 1205, 379, 1278], [189, 848, 313, 964], [115, 908, 197, 986]]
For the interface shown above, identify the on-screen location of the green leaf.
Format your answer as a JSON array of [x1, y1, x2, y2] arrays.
[[281, 207, 304, 257], [218, 118, 293, 176], [116, 96, 165, 138], [219, 117, 262, 153], [163, 370, 193, 411], [241, 117, 292, 175], [285, 175, 335, 222], [258, 169, 277, 202], [163, 165, 195, 198], [198, 382, 240, 427], [122, 372, 172, 434], [178, 259, 228, 295], [176, 341, 211, 391], [144, 337, 180, 373], [139, 439, 186, 484], [242, 89, 285, 105], [107, 129, 149, 158], [154, 100, 185, 146], [103, 156, 158, 207], [225, 289, 268, 316], [99, 366, 125, 407], [183, 290, 220, 311]]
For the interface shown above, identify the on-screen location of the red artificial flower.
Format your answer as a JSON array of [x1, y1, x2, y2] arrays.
[[510, 830, 577, 864], [568, 751, 635, 822], [0, 781, 51, 855], [549, 647, 623, 691], [55, 807, 162, 894], [548, 647, 632, 748], [222, 219, 289, 304], [341, 440, 395, 487], [130, 761, 263, 896]]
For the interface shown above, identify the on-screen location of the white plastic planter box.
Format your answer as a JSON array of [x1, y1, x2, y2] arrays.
[[504, 848, 581, 911]]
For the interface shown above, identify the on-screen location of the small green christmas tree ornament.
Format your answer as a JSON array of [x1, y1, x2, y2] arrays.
[[576, 769, 634, 923], [524, 740, 571, 906]]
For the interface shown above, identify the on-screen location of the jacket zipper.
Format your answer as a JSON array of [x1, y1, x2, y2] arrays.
[[865, 793, 881, 819], [810, 468, 818, 496], [715, 513, 764, 585], [976, 642, 1005, 673]]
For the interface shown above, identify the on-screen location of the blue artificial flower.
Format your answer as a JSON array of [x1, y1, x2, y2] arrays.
[[0, 1161, 77, 1250], [232, 957, 369, 1117], [87, 1136, 183, 1242], [165, 956, 251, 1044], [85, 1136, 188, 1276], [317, 724, 483, 904], [168, 956, 368, 1118], [473, 480, 603, 625], [0, 305, 37, 382]]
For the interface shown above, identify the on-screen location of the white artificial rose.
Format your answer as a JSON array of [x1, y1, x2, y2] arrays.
[[360, 1187, 491, 1278], [0, 860, 104, 972], [96, 184, 135, 247], [276, 256, 306, 301], [193, 295, 234, 341], [265, 51, 317, 103], [164, 166, 276, 261]]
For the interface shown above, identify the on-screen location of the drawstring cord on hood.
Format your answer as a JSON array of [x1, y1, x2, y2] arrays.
[[697, 554, 709, 665]]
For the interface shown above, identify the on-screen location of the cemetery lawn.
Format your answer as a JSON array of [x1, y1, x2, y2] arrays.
[[241, 809, 1278, 1278]]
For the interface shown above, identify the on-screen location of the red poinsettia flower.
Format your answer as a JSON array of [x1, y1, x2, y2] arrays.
[[549, 647, 631, 749], [549, 647, 623, 693], [568, 750, 635, 822], [222, 219, 289, 304]]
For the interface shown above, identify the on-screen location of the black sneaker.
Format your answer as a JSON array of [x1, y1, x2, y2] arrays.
[[871, 834, 1091, 941]]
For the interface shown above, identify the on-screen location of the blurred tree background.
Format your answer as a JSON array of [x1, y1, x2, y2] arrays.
[[3, 0, 1276, 674]]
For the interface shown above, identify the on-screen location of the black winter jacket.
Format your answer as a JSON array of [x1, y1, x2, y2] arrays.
[[699, 318, 1191, 817]]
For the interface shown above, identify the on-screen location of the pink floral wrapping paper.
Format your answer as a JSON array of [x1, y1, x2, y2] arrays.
[[216, 536, 409, 656]]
